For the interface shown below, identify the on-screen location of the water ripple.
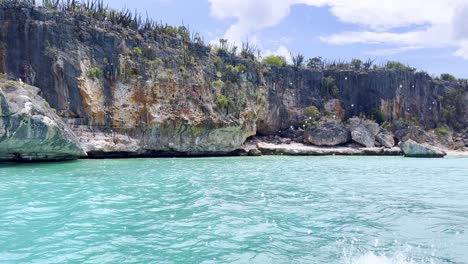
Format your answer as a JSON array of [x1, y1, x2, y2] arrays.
[[0, 156, 467, 263]]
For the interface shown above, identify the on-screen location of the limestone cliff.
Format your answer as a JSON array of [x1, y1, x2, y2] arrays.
[[0, 3, 466, 159], [0, 79, 84, 161]]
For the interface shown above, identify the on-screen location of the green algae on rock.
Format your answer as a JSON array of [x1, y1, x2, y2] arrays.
[[0, 81, 85, 161]]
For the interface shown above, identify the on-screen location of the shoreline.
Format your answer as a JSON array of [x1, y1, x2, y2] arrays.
[[1, 142, 466, 163]]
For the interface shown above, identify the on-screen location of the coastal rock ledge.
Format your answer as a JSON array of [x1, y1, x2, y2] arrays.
[[0, 82, 85, 161], [400, 139, 446, 158]]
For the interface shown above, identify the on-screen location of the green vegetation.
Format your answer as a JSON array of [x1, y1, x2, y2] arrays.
[[5, 80, 18, 87], [383, 122, 392, 131], [216, 94, 229, 109], [262, 55, 286, 67], [245, 111, 255, 121], [307, 57, 323, 70], [240, 42, 257, 60], [0, 72, 7, 79], [324, 76, 339, 97], [440, 73, 457, 82], [351, 59, 362, 70], [440, 88, 466, 129], [88, 67, 103, 79], [144, 58, 163, 67], [43, 101, 50, 109], [226, 64, 247, 74], [305, 106, 321, 121], [291, 53, 304, 68], [384, 61, 415, 72], [370, 108, 385, 125], [179, 66, 188, 79], [214, 56, 223, 67], [435, 126, 450, 136], [133, 47, 143, 55], [212, 79, 224, 89]]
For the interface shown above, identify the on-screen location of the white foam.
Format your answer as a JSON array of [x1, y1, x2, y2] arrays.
[[350, 252, 415, 264]]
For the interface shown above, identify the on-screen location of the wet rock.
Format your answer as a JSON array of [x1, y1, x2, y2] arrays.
[[400, 139, 446, 158], [248, 149, 262, 156], [0, 82, 85, 161], [305, 119, 350, 146], [376, 130, 395, 148]]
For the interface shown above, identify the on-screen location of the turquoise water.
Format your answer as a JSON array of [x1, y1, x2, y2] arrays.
[[0, 157, 467, 264]]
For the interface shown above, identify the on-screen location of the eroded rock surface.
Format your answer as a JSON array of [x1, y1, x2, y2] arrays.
[[400, 139, 446, 158], [305, 119, 350, 146], [376, 130, 395, 148], [0, 5, 466, 157], [0, 81, 85, 161]]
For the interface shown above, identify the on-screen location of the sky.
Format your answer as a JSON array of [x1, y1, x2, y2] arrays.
[[88, 0, 468, 78]]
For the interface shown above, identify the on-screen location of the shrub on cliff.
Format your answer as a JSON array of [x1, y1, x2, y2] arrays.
[[307, 57, 323, 70], [440, 74, 457, 82], [351, 59, 362, 70], [216, 94, 229, 109], [324, 76, 339, 97], [435, 126, 450, 137], [370, 108, 385, 125], [385, 61, 416, 72], [441, 88, 466, 129], [262, 55, 286, 67], [291, 53, 305, 68], [305, 106, 321, 121], [88, 67, 103, 80], [226, 64, 247, 74], [133, 47, 143, 55]]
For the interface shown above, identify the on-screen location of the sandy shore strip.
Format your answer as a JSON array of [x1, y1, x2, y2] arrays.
[[256, 142, 402, 156], [446, 150, 468, 156]]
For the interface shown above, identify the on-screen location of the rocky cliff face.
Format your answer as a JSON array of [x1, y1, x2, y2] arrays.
[[0, 79, 84, 161], [0, 5, 466, 158]]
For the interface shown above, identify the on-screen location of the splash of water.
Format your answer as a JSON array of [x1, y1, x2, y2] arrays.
[[350, 252, 416, 264]]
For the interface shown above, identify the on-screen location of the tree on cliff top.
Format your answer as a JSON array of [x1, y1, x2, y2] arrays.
[[440, 74, 457, 82]]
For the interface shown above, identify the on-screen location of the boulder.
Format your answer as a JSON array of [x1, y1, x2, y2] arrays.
[[400, 139, 446, 158], [305, 119, 350, 146], [393, 119, 431, 144], [376, 130, 395, 148], [351, 125, 375, 147], [363, 119, 380, 136], [348, 117, 361, 129], [0, 82, 85, 161], [347, 117, 375, 147]]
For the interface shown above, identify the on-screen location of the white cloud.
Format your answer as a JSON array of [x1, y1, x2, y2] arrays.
[[208, 0, 327, 44], [208, 0, 468, 60]]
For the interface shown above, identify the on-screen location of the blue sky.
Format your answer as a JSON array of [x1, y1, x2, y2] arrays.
[[102, 0, 468, 78]]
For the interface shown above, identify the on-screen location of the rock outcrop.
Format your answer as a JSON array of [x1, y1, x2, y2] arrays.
[[305, 119, 350, 146], [351, 126, 375, 148], [0, 4, 466, 158], [0, 81, 85, 161], [376, 130, 395, 148], [348, 117, 376, 148], [400, 139, 446, 158]]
